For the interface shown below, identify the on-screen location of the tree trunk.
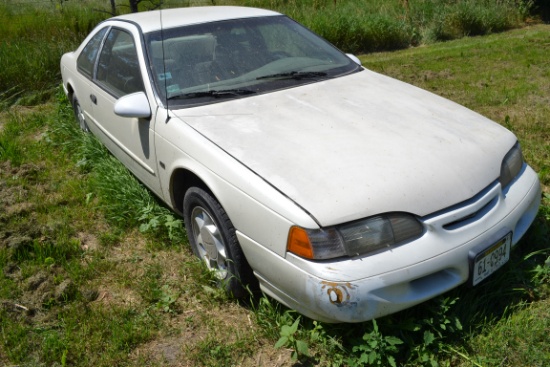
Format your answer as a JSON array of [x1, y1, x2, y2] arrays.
[[129, 0, 139, 13]]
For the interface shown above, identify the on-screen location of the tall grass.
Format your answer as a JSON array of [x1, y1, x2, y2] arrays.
[[421, 0, 530, 42], [0, 0, 536, 108], [0, 2, 106, 106], [298, 5, 414, 52], [244, 0, 532, 52], [49, 89, 186, 241]]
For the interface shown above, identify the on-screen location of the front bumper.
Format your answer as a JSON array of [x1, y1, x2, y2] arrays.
[[239, 165, 541, 323]]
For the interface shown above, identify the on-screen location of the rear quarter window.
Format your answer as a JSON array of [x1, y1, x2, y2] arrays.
[[77, 27, 109, 78]]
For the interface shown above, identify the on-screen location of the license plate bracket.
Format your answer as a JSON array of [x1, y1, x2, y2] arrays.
[[469, 232, 512, 286]]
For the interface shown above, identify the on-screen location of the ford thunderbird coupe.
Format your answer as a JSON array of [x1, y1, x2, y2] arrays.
[[60, 6, 541, 322]]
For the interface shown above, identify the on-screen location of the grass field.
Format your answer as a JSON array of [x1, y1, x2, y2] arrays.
[[0, 1, 549, 366], [0, 0, 537, 107]]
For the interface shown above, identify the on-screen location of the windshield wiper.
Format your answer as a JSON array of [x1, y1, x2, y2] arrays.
[[256, 71, 328, 81], [168, 89, 256, 100]]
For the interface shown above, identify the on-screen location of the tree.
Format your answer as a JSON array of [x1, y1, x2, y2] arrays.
[[127, 0, 164, 13], [95, 0, 163, 15], [129, 0, 139, 13]]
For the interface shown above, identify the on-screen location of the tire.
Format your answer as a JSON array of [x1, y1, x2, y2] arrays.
[[72, 95, 90, 132], [183, 187, 255, 298]]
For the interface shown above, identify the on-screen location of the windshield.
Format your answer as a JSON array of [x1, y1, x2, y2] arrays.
[[145, 15, 361, 108]]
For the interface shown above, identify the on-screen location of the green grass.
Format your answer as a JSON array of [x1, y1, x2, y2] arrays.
[[0, 2, 106, 107], [0, 0, 540, 109], [242, 0, 532, 52]]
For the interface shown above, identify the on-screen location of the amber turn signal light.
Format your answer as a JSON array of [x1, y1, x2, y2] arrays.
[[287, 226, 314, 259]]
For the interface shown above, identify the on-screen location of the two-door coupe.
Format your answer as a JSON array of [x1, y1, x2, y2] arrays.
[[61, 6, 541, 323]]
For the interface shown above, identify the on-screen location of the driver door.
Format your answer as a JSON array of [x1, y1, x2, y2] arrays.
[[87, 27, 160, 194]]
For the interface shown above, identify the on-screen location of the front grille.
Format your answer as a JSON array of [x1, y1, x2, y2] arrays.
[[422, 180, 501, 231], [442, 195, 498, 230]]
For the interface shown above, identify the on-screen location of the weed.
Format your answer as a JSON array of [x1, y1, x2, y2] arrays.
[[0, 132, 22, 164], [138, 203, 186, 242], [251, 295, 287, 339], [267, 306, 348, 365], [156, 284, 180, 313], [528, 250, 550, 286], [525, 199, 550, 296], [348, 320, 403, 367], [138, 263, 165, 305], [274, 316, 310, 361], [402, 297, 463, 367]]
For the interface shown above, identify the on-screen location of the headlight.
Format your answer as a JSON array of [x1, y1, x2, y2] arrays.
[[500, 143, 524, 188], [287, 213, 424, 260]]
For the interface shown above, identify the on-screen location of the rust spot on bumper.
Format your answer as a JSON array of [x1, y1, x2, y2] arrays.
[[320, 281, 357, 307]]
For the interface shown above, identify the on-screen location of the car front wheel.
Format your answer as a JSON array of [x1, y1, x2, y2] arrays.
[[183, 187, 254, 298]]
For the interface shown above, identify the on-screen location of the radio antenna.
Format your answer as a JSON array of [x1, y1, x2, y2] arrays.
[[159, 6, 171, 123]]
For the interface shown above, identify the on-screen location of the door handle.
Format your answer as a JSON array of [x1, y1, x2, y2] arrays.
[[90, 94, 97, 104]]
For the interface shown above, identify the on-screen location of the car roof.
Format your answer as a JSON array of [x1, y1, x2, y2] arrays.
[[112, 6, 281, 33]]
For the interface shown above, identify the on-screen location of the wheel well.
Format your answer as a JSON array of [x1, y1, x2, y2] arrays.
[[66, 83, 74, 101], [171, 168, 212, 214]]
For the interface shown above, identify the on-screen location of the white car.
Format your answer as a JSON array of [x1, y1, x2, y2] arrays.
[[60, 6, 541, 323]]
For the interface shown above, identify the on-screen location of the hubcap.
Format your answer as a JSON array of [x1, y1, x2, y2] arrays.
[[75, 103, 87, 131], [191, 206, 228, 279]]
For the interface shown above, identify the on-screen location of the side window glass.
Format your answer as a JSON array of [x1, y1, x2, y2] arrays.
[[96, 28, 144, 98], [77, 27, 108, 78]]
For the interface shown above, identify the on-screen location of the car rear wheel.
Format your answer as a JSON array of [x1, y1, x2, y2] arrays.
[[183, 187, 254, 298], [71, 96, 89, 132]]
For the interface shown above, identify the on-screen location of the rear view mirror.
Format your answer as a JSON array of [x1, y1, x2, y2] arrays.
[[114, 92, 151, 119]]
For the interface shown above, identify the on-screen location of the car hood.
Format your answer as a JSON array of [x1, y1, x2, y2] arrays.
[[173, 69, 516, 226]]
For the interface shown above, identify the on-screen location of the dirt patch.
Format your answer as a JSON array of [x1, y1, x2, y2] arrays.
[[0, 160, 44, 179], [421, 69, 453, 81], [129, 305, 295, 367], [0, 161, 45, 219], [89, 283, 142, 308], [77, 232, 100, 252], [0, 109, 14, 135], [131, 337, 185, 365], [0, 160, 68, 251], [130, 335, 295, 367], [4, 202, 35, 217], [0, 267, 78, 325], [0, 159, 82, 324]]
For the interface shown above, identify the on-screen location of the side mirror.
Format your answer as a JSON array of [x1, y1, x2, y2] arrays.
[[114, 92, 151, 119], [346, 53, 362, 66]]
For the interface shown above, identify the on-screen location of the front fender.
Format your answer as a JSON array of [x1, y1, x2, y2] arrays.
[[154, 113, 317, 257]]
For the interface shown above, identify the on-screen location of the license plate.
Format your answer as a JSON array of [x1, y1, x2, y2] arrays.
[[471, 233, 511, 286]]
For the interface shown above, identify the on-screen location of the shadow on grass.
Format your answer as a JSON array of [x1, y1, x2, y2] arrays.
[[450, 200, 549, 323], [369, 203, 549, 362]]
